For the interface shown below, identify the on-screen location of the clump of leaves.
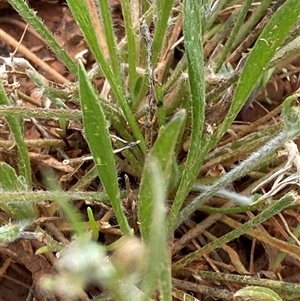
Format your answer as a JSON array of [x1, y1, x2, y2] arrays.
[[1, 0, 300, 300]]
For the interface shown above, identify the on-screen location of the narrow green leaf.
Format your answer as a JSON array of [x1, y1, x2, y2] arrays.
[[96, 0, 122, 83], [215, 0, 300, 142], [87, 207, 99, 241], [0, 190, 115, 203], [167, 0, 206, 232], [0, 162, 36, 219], [66, 0, 146, 151], [78, 61, 131, 235], [152, 0, 175, 65], [0, 223, 20, 245], [138, 109, 186, 241], [42, 168, 86, 237], [120, 0, 138, 95], [203, 0, 225, 30], [140, 159, 171, 301], [231, 0, 273, 50], [0, 80, 32, 186], [0, 163, 28, 191], [214, 0, 253, 72]]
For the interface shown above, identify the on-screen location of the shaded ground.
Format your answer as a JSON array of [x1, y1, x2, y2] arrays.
[[1, 1, 300, 301]]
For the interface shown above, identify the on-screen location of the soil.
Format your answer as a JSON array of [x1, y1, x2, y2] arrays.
[[0, 1, 300, 301]]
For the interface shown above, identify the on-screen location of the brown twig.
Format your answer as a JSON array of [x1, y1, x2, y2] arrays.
[[0, 28, 69, 84]]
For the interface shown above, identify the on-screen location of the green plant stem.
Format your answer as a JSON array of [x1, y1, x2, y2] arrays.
[[232, 0, 274, 50], [172, 193, 295, 271], [163, 55, 187, 95], [26, 70, 71, 100], [132, 75, 148, 112], [206, 8, 238, 58], [152, 0, 175, 65], [69, 165, 98, 191], [120, 0, 138, 95], [0, 82, 31, 186], [7, 0, 77, 76], [198, 201, 264, 215], [97, 0, 122, 84], [0, 139, 75, 149], [214, 0, 253, 72], [165, 75, 189, 116], [203, 0, 226, 31], [204, 23, 222, 40], [0, 106, 81, 119], [0, 190, 127, 203]]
